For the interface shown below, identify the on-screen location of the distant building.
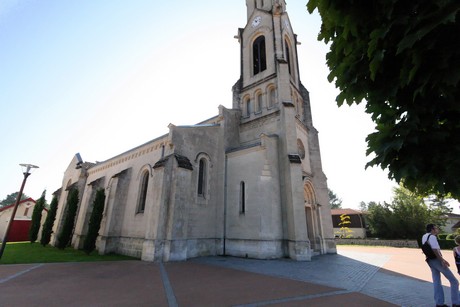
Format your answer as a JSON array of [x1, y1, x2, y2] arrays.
[[51, 0, 336, 262], [331, 209, 367, 238], [444, 213, 460, 233], [0, 198, 38, 242]]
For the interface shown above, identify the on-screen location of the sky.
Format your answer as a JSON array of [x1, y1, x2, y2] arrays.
[[0, 0, 400, 209]]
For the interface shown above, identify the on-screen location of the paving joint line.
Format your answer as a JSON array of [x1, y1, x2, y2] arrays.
[[234, 289, 353, 307], [159, 262, 178, 307], [0, 263, 44, 284]]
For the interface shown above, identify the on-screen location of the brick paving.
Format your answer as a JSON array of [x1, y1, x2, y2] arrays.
[[0, 245, 457, 306]]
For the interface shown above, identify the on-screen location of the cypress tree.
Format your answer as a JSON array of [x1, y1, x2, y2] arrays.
[[29, 190, 46, 243], [40, 195, 58, 246], [56, 188, 79, 249], [83, 189, 106, 254]]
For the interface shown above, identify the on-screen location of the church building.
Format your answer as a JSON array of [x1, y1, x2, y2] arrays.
[[52, 0, 336, 261]]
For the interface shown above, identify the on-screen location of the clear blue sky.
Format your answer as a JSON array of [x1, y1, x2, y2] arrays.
[[0, 0, 399, 209]]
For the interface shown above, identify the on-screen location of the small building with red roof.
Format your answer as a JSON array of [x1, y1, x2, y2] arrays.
[[0, 198, 39, 242], [331, 208, 367, 238]]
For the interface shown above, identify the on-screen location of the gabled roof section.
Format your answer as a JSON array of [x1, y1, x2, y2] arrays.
[[0, 198, 35, 212], [446, 212, 460, 218]]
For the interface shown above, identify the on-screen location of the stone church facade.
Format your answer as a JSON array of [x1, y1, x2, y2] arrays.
[[51, 0, 336, 261]]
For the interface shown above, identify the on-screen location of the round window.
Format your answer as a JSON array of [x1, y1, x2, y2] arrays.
[[297, 139, 305, 159]]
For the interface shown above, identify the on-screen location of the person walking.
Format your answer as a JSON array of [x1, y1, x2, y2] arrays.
[[422, 224, 460, 307]]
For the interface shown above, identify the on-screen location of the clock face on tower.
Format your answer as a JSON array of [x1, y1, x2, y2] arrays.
[[251, 16, 261, 28]]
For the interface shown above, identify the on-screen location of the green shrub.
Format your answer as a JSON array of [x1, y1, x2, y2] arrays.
[[446, 233, 456, 240], [83, 189, 106, 254], [438, 239, 456, 250], [29, 191, 46, 243], [438, 234, 448, 240], [40, 196, 58, 246], [57, 188, 79, 249]]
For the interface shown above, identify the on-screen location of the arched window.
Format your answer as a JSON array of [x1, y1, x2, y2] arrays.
[[297, 139, 306, 160], [304, 181, 316, 206], [240, 181, 246, 214], [244, 96, 252, 117], [253, 36, 266, 75], [285, 40, 292, 75], [137, 171, 149, 213], [268, 86, 276, 108], [255, 92, 263, 113], [197, 158, 207, 197]]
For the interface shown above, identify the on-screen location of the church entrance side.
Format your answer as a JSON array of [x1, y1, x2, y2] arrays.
[[304, 181, 322, 254]]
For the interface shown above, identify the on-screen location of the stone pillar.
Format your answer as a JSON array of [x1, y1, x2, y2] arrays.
[[142, 154, 193, 262], [278, 102, 311, 261], [142, 159, 169, 261]]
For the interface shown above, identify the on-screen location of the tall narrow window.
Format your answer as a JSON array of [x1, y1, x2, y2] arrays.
[[137, 171, 149, 213], [197, 158, 207, 196], [285, 40, 291, 75], [245, 97, 252, 116], [268, 87, 276, 107], [240, 181, 246, 214], [253, 36, 266, 75], [256, 92, 262, 113]]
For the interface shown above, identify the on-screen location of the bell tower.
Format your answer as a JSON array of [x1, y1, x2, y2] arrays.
[[233, 0, 306, 126], [227, 0, 334, 260]]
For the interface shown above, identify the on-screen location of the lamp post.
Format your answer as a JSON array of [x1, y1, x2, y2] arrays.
[[0, 163, 39, 259]]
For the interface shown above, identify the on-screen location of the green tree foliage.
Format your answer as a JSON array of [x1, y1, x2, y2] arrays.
[[307, 1, 460, 198], [358, 201, 367, 212], [0, 192, 31, 207], [328, 189, 343, 209], [40, 195, 59, 246], [83, 189, 106, 254], [29, 190, 46, 243], [57, 188, 79, 249], [365, 185, 449, 239]]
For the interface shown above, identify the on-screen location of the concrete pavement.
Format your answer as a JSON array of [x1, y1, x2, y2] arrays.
[[0, 245, 457, 306]]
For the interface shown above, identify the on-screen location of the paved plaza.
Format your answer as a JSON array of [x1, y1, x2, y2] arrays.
[[0, 245, 457, 306]]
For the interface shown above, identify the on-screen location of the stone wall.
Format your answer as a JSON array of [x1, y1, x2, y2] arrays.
[[335, 238, 419, 248]]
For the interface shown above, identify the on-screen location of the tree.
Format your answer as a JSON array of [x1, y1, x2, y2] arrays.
[[83, 189, 106, 254], [57, 188, 79, 249], [40, 195, 59, 246], [307, 1, 460, 199], [29, 190, 46, 243], [328, 189, 343, 209], [358, 201, 376, 212], [0, 192, 31, 207], [365, 185, 449, 239]]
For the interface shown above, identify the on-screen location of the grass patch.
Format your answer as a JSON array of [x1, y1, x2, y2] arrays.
[[0, 242, 138, 265]]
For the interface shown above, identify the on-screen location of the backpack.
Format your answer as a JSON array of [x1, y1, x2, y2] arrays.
[[421, 234, 437, 260]]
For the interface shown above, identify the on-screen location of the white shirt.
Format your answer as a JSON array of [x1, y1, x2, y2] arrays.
[[422, 232, 441, 250]]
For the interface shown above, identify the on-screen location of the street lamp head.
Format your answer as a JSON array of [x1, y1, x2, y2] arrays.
[[19, 163, 39, 175]]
